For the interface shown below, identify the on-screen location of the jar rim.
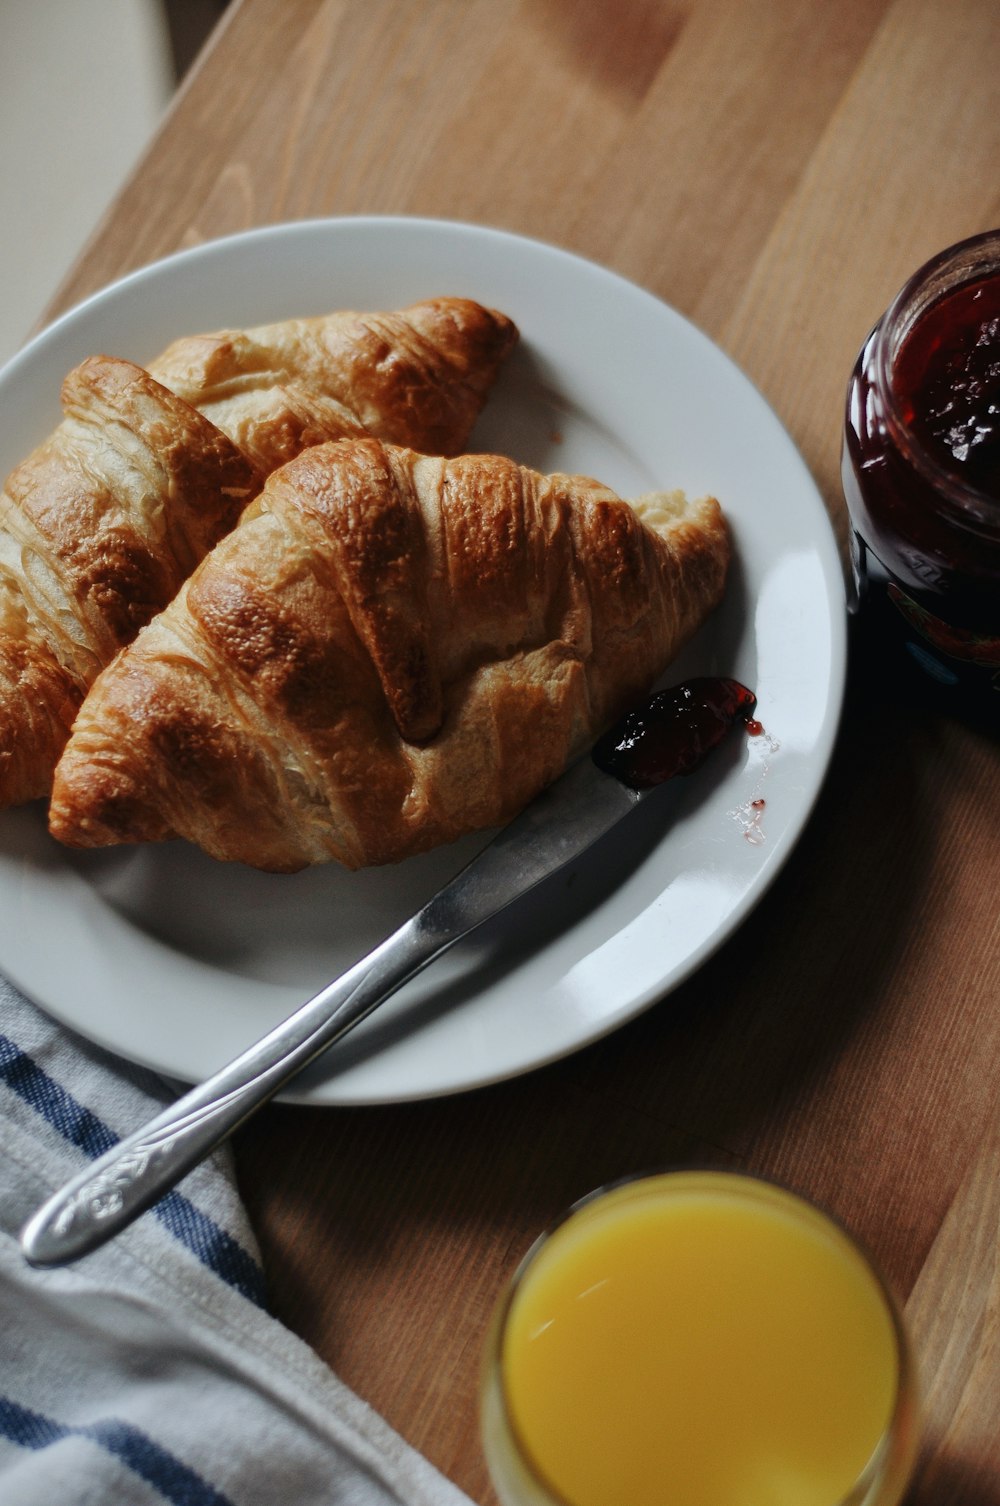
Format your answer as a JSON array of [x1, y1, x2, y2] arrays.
[[872, 227, 1000, 528]]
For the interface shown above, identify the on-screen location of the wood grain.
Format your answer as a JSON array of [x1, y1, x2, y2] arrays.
[[34, 1, 1000, 1501], [906, 1131, 1000, 1504]]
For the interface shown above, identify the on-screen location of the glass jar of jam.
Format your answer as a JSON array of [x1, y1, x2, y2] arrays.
[[842, 228, 1000, 716]]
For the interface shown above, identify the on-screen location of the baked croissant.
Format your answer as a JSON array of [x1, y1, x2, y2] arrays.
[[0, 299, 516, 809], [148, 297, 519, 471], [0, 357, 259, 807], [50, 438, 731, 872]]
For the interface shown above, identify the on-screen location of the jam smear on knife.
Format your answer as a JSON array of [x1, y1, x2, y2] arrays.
[[592, 677, 757, 791]]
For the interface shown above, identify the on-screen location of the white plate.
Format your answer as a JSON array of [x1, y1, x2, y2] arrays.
[[0, 218, 845, 1104]]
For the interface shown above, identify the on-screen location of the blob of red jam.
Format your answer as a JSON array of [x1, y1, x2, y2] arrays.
[[592, 677, 757, 790], [843, 229, 1000, 712]]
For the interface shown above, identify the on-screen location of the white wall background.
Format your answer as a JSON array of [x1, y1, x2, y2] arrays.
[[0, 0, 173, 364]]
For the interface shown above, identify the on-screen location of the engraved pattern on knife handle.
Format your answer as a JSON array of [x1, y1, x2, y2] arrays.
[[51, 1137, 179, 1235]]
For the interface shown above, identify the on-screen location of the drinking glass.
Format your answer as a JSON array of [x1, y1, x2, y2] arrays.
[[481, 1170, 918, 1506]]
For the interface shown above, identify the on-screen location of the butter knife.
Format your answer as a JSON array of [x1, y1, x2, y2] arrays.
[[21, 677, 754, 1268]]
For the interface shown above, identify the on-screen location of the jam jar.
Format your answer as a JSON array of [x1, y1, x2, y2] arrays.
[[842, 228, 1000, 714]]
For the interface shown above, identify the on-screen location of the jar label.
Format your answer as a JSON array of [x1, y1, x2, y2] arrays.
[[851, 530, 1000, 702], [887, 583, 1000, 667]]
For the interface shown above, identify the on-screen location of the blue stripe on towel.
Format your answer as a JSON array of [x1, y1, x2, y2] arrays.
[[0, 1035, 267, 1308], [0, 1395, 235, 1505]]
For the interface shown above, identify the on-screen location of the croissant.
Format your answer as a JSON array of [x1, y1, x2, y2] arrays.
[[0, 357, 259, 806], [50, 438, 730, 873], [148, 297, 519, 471], [0, 299, 516, 809]]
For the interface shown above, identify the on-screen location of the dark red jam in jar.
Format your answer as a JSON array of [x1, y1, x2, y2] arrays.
[[843, 229, 1000, 713]]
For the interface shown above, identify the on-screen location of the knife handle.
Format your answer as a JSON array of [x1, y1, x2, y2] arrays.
[[19, 910, 444, 1267], [21, 756, 639, 1268]]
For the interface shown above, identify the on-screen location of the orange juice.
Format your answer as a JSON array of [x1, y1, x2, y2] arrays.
[[484, 1172, 915, 1506]]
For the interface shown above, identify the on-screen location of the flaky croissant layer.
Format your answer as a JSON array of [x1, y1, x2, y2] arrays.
[[49, 438, 730, 872]]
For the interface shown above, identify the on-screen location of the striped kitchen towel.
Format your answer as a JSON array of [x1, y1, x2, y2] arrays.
[[0, 977, 472, 1506]]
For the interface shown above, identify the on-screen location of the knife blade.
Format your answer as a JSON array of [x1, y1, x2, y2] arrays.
[[21, 676, 754, 1268]]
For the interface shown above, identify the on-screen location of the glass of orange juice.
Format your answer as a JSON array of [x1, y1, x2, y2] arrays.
[[481, 1170, 918, 1506]]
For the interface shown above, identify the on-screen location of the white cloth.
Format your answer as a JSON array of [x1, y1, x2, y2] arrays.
[[0, 978, 472, 1506]]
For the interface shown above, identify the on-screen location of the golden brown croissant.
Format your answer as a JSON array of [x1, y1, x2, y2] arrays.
[[0, 357, 259, 806], [0, 299, 516, 809], [50, 438, 730, 872], [148, 297, 519, 471]]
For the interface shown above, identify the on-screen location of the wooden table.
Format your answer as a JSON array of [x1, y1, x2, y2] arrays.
[[40, 1, 1000, 1500]]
